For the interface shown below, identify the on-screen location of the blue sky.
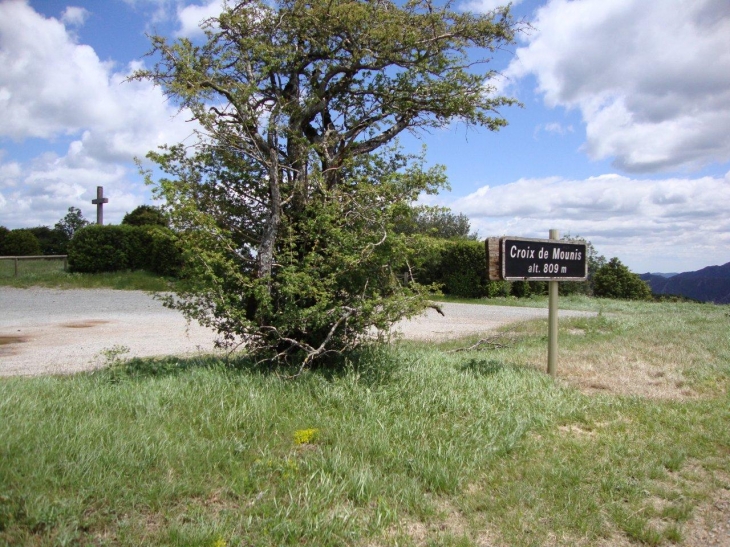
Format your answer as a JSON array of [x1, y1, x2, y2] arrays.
[[1, 0, 729, 273]]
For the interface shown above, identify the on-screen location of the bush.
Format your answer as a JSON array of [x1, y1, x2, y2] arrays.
[[413, 239, 490, 298], [593, 257, 651, 300], [3, 230, 42, 256], [122, 205, 169, 228], [142, 226, 182, 276], [26, 226, 70, 255], [486, 280, 511, 297], [68, 225, 132, 273], [511, 280, 530, 298]]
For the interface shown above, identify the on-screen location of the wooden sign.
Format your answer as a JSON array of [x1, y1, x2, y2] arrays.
[[486, 237, 587, 281]]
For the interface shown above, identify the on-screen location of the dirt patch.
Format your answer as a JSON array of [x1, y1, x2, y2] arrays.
[[61, 320, 110, 329], [556, 350, 700, 401], [0, 334, 29, 357], [376, 497, 500, 547], [0, 335, 28, 345], [681, 470, 730, 547]]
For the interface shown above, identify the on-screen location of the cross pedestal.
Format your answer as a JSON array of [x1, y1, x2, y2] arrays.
[[92, 186, 109, 225]]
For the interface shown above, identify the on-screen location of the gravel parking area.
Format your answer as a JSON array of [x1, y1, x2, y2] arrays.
[[1, 288, 594, 377]]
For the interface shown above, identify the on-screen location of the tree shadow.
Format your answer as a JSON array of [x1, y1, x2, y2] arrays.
[[459, 358, 507, 376], [92, 343, 400, 388]]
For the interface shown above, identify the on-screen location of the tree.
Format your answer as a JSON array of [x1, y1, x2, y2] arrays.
[[55, 207, 89, 240], [26, 226, 67, 255], [136, 0, 520, 369], [559, 235, 606, 296], [593, 257, 652, 300], [3, 230, 42, 256], [122, 205, 169, 227], [0, 226, 8, 255], [395, 205, 476, 239]]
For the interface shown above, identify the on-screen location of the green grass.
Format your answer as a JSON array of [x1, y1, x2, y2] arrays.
[[1, 302, 729, 546], [0, 257, 67, 278], [434, 293, 616, 312], [0, 265, 174, 291]]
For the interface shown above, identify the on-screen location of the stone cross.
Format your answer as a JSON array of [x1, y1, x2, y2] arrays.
[[91, 186, 109, 225]]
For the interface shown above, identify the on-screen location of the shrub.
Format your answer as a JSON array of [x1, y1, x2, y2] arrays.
[[414, 239, 489, 298], [26, 226, 69, 255], [143, 226, 182, 277], [68, 225, 132, 273], [511, 280, 530, 298], [122, 205, 169, 228], [3, 230, 42, 256], [486, 280, 511, 297]]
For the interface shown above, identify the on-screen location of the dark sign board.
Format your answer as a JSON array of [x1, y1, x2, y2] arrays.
[[499, 237, 587, 281]]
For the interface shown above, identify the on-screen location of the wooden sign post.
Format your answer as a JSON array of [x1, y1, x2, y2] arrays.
[[547, 229, 560, 376], [486, 230, 588, 376]]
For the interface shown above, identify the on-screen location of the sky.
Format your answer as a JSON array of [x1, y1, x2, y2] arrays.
[[1, 0, 729, 274]]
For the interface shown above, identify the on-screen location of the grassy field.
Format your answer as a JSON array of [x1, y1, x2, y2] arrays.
[[1, 299, 729, 546], [0, 257, 67, 278], [0, 261, 173, 291]]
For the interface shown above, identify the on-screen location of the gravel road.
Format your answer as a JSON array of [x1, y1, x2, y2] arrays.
[[1, 287, 594, 377]]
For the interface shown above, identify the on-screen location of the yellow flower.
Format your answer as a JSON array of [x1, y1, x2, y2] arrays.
[[211, 538, 227, 547], [293, 428, 319, 445]]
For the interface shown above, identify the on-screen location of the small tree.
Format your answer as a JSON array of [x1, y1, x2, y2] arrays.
[[55, 207, 89, 240], [122, 205, 169, 227], [136, 0, 521, 369], [559, 235, 606, 296], [395, 205, 476, 240], [593, 257, 651, 300]]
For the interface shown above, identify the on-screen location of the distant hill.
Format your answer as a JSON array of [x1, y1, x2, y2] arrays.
[[640, 262, 730, 304]]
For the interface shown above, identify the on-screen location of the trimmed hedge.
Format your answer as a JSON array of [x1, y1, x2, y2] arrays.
[[68, 225, 182, 275], [410, 238, 554, 299]]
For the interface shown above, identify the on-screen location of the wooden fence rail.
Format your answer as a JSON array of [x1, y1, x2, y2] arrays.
[[0, 255, 68, 277]]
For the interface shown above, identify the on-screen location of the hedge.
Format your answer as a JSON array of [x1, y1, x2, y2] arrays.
[[409, 238, 497, 298], [2, 230, 42, 256], [68, 225, 182, 275], [409, 238, 557, 299]]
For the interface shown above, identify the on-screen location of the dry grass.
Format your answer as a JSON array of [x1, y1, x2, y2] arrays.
[[557, 345, 699, 400], [491, 301, 730, 401]]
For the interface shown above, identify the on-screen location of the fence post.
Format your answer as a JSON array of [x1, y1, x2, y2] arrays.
[[14, 257, 18, 278]]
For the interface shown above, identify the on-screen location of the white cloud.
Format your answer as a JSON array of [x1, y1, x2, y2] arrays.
[[118, 0, 175, 24], [450, 172, 730, 272], [460, 0, 522, 14], [0, 151, 132, 228], [543, 123, 572, 135], [533, 122, 573, 139], [505, 0, 730, 173], [0, 1, 196, 229], [176, 0, 226, 38], [61, 6, 90, 27]]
